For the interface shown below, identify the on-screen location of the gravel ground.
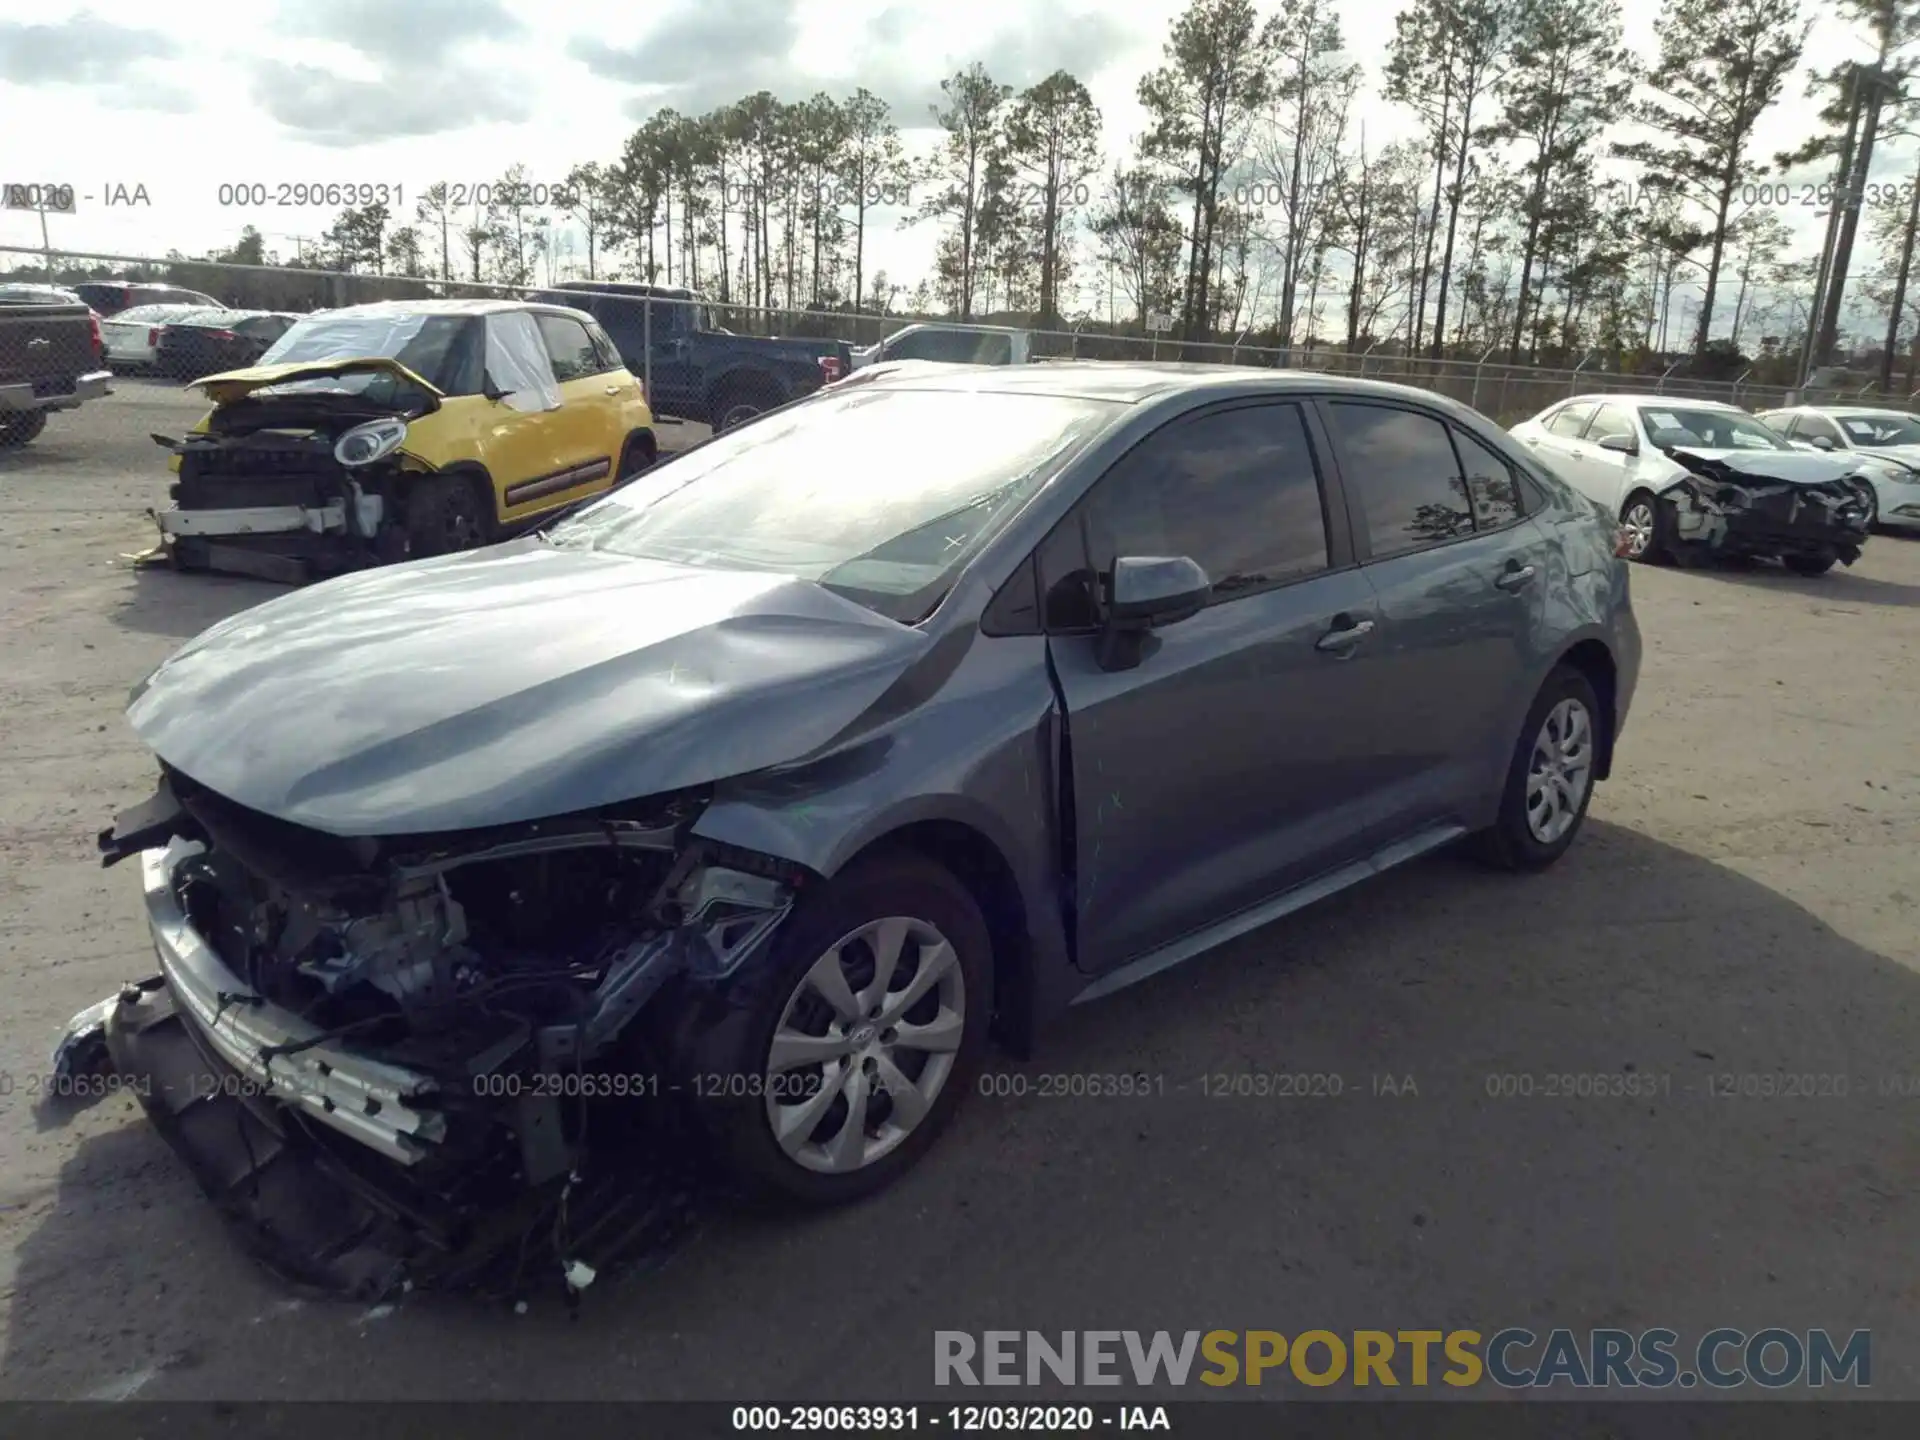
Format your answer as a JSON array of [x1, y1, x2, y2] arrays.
[[1, 380, 1917, 1402]]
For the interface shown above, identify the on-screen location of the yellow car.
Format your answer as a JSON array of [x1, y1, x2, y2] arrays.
[[154, 298, 656, 582]]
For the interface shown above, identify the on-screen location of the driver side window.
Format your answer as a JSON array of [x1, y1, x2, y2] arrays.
[[1039, 402, 1333, 631]]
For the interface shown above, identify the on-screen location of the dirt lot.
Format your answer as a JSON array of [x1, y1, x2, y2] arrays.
[[1, 380, 1917, 1402]]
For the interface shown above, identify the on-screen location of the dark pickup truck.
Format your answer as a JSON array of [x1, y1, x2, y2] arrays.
[[530, 281, 853, 429], [0, 292, 111, 447]]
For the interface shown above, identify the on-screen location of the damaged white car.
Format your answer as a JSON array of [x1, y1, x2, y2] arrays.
[[1511, 395, 1873, 574]]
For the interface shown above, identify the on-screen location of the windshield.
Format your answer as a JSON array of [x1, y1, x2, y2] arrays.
[[255, 311, 481, 395], [1837, 412, 1920, 446], [546, 386, 1118, 621], [1640, 407, 1789, 452]]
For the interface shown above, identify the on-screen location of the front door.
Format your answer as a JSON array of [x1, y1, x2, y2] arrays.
[[1041, 399, 1386, 974]]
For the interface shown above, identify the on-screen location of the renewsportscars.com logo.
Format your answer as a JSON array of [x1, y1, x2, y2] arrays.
[[933, 1329, 1871, 1390]]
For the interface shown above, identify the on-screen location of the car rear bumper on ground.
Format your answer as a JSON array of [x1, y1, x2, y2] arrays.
[[0, 369, 111, 413]]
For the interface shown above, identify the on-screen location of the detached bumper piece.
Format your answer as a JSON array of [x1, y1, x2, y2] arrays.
[[103, 978, 704, 1305]]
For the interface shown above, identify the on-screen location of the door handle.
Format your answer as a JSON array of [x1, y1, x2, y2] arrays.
[[1315, 617, 1375, 652], [604, 384, 623, 394], [1495, 563, 1537, 592]]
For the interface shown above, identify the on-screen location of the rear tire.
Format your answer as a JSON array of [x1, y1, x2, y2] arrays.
[[692, 851, 994, 1209], [0, 410, 49, 447], [400, 473, 491, 559], [1471, 665, 1602, 873]]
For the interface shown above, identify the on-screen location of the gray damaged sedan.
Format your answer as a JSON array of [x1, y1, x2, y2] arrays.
[[74, 362, 1641, 1301]]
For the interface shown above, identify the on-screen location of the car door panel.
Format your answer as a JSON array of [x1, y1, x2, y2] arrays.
[[1037, 399, 1385, 974], [1318, 401, 1551, 841], [1049, 568, 1385, 971]]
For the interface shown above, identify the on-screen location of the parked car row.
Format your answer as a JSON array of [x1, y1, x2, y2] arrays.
[[102, 304, 300, 377]]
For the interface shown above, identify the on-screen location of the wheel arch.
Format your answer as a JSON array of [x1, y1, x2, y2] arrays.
[[839, 818, 1038, 1058], [420, 459, 500, 530]]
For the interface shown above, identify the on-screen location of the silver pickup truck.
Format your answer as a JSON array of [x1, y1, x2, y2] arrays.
[[0, 288, 111, 446]]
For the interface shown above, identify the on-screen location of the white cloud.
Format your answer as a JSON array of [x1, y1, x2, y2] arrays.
[[0, 0, 1897, 312]]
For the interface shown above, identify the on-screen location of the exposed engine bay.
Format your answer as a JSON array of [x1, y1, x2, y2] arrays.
[[1661, 448, 1872, 566], [67, 764, 809, 1305], [153, 371, 446, 583]]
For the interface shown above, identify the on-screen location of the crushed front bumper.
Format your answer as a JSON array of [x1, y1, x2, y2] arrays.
[[154, 495, 378, 583], [85, 840, 707, 1302], [134, 839, 444, 1163]]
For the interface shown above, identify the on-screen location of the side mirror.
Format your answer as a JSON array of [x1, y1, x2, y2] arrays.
[[1095, 555, 1210, 671], [481, 376, 510, 403], [1596, 432, 1637, 455], [1108, 555, 1211, 624], [1807, 434, 1836, 451]]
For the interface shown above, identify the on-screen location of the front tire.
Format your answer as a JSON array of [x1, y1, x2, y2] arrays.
[[400, 473, 491, 559], [698, 851, 993, 1208], [1472, 665, 1602, 872], [1784, 553, 1836, 577], [1619, 490, 1666, 564]]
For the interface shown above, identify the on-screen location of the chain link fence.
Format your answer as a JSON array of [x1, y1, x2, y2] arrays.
[[7, 246, 1918, 447]]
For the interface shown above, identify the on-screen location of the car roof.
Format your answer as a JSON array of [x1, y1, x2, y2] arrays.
[[1552, 393, 1740, 412], [548, 281, 700, 299], [297, 298, 579, 319], [1788, 404, 1915, 416], [840, 360, 1503, 410]]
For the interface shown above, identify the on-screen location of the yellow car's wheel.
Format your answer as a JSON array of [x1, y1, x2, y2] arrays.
[[402, 474, 490, 558]]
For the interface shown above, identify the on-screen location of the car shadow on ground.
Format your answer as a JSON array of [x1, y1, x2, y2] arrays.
[[108, 566, 280, 641], [0, 435, 101, 477], [1675, 555, 1920, 609], [5, 819, 1918, 1399]]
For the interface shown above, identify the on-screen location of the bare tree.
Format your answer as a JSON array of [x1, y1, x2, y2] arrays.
[[1137, 0, 1281, 339], [1252, 0, 1360, 348]]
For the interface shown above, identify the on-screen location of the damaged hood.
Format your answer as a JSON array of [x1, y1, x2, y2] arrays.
[[1662, 447, 1862, 486], [127, 541, 931, 835], [191, 357, 444, 407]]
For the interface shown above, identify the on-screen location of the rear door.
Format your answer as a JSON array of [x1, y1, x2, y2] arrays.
[[1041, 399, 1385, 974], [1318, 400, 1557, 841], [1522, 401, 1599, 496], [1566, 401, 1644, 515], [493, 310, 619, 519]]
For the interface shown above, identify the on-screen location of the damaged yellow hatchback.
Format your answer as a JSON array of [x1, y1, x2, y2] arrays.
[[153, 299, 657, 582]]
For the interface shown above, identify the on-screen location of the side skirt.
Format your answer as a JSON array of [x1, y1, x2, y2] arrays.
[[1069, 822, 1470, 1006]]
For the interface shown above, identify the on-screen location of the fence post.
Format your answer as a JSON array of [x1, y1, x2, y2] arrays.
[[1569, 352, 1593, 396], [1469, 344, 1496, 411], [1655, 360, 1680, 394], [1732, 367, 1752, 407]]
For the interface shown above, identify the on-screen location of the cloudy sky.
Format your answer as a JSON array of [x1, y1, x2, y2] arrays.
[[0, 0, 1899, 310]]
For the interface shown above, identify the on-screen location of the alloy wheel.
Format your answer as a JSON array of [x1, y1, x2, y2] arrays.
[[1526, 697, 1594, 844], [764, 915, 967, 1175], [1620, 499, 1656, 559]]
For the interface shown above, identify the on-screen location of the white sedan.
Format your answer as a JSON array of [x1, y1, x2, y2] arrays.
[[100, 304, 229, 373], [1510, 394, 1873, 575], [1753, 405, 1920, 532]]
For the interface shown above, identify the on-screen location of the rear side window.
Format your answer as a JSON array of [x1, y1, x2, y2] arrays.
[[1078, 402, 1331, 601], [583, 318, 622, 371], [536, 312, 603, 380], [1451, 428, 1523, 528], [1546, 402, 1597, 438], [1326, 402, 1474, 556]]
